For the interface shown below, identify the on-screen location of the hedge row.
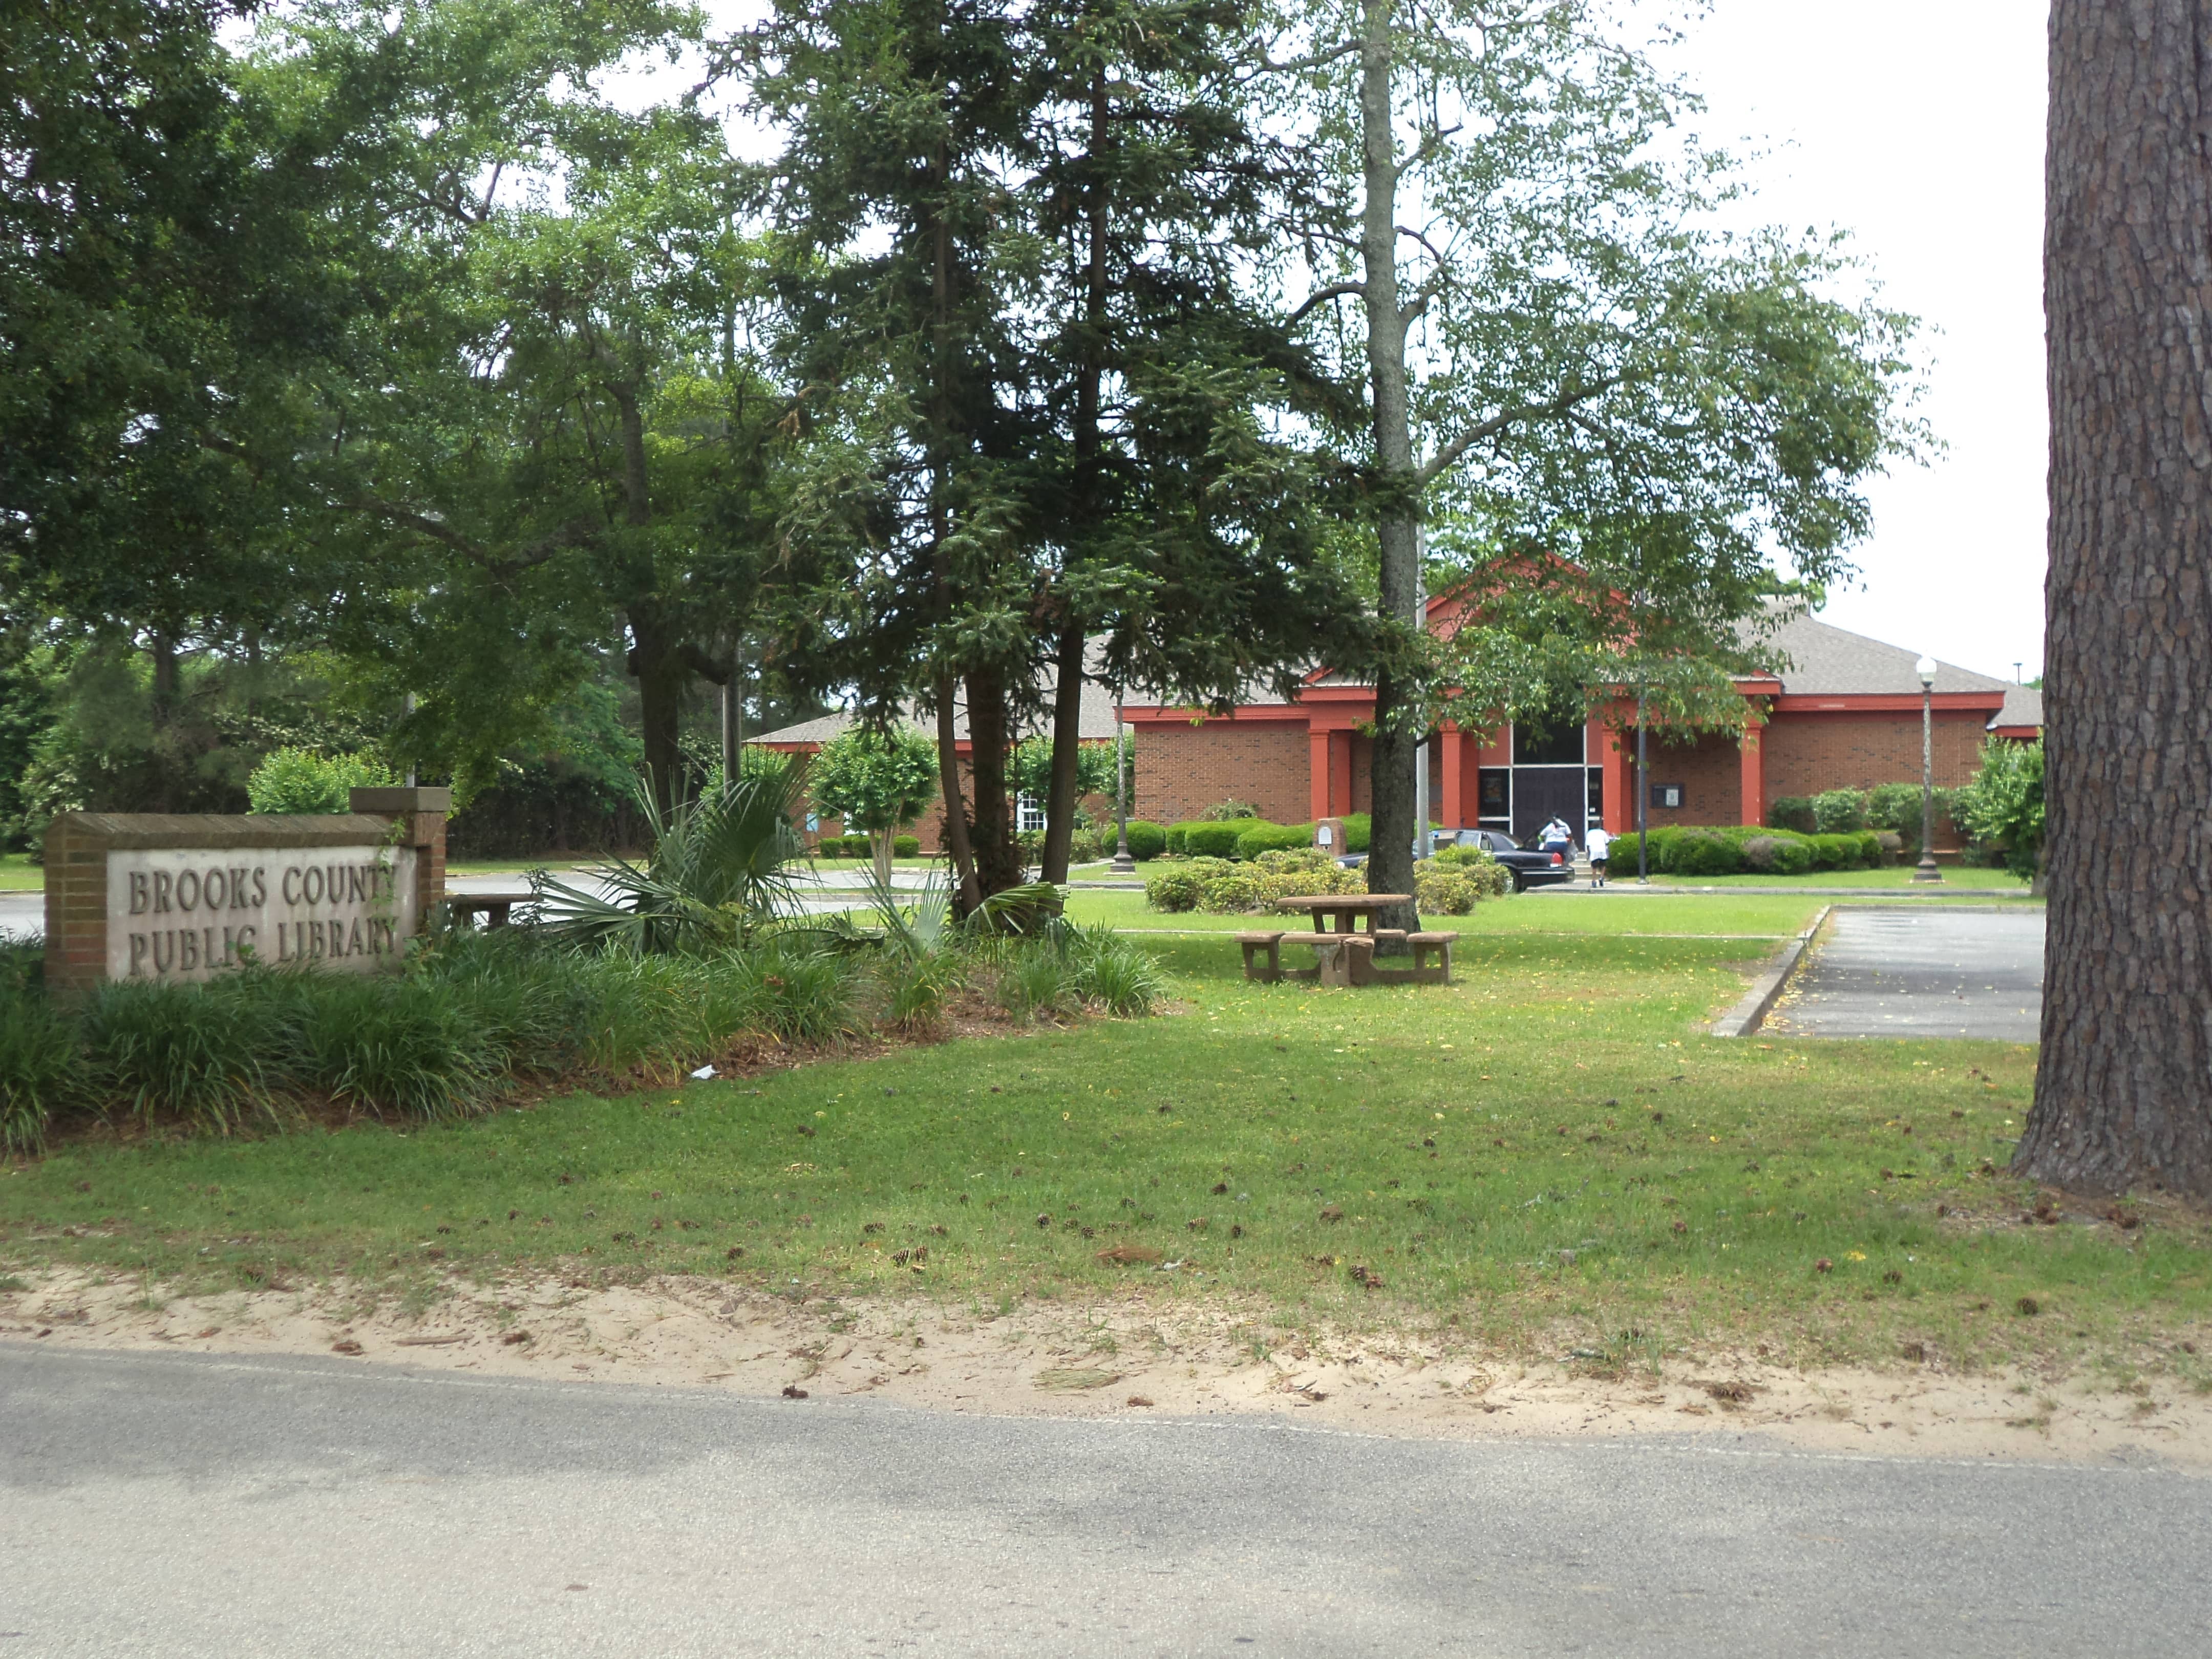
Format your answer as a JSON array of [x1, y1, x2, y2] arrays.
[[815, 833, 922, 859], [1163, 813, 1370, 860], [1609, 823, 1885, 877]]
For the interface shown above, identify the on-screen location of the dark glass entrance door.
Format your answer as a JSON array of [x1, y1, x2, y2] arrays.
[[1511, 767, 1587, 847]]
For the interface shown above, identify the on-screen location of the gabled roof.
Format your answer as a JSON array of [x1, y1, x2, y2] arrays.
[[1750, 611, 2015, 697], [1990, 685, 2044, 731]]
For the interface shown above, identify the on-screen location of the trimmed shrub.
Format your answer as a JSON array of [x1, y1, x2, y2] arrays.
[[1668, 829, 1744, 877], [1805, 833, 1871, 871], [1236, 820, 1313, 861], [1178, 821, 1250, 859], [1198, 799, 1259, 821], [1338, 813, 1372, 853], [1812, 788, 1869, 834], [1123, 820, 1166, 861], [1427, 845, 1512, 897], [893, 834, 921, 858], [1741, 835, 1815, 875], [1767, 796, 1818, 835]]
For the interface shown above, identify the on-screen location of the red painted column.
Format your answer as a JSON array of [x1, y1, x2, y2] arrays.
[[1308, 727, 1331, 823], [1603, 701, 1634, 834], [1329, 730, 1354, 816], [1738, 711, 1767, 827], [1439, 724, 1464, 829]]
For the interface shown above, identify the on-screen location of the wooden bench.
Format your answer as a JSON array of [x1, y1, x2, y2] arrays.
[[1235, 930, 1285, 982], [445, 890, 534, 929]]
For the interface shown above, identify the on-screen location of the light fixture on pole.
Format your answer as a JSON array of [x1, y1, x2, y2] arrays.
[[1912, 654, 1943, 883], [1108, 698, 1136, 874]]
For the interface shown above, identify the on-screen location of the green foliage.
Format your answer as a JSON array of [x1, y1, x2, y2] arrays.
[[810, 726, 940, 835], [79, 976, 282, 1135], [894, 834, 920, 858], [1198, 800, 1260, 821], [1669, 830, 1745, 877], [0, 945, 80, 1153], [1953, 738, 2044, 881], [1122, 820, 1166, 861], [1812, 789, 1870, 834], [1767, 796, 1817, 835], [535, 760, 809, 953], [1741, 835, 1815, 876], [1427, 845, 1513, 896], [246, 748, 399, 815], [1236, 821, 1315, 861], [1175, 821, 1251, 859], [1009, 737, 1119, 805], [283, 972, 493, 1120], [1412, 853, 1506, 915]]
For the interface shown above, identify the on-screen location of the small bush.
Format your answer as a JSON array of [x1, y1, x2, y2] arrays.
[[247, 748, 399, 815], [1066, 926, 1164, 1015], [1668, 830, 1745, 877], [1338, 813, 1372, 853], [1146, 858, 1235, 912], [1236, 821, 1312, 861], [1812, 788, 1869, 834], [1177, 821, 1250, 859], [1198, 799, 1259, 821], [1123, 820, 1165, 861], [1806, 833, 1869, 871], [882, 949, 966, 1033], [1767, 796, 1817, 835], [893, 834, 921, 858], [1741, 835, 1816, 876], [740, 946, 860, 1046], [1412, 864, 1480, 914], [996, 943, 1075, 1020]]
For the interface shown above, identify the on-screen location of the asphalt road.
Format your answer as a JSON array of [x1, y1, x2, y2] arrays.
[[2, 1346, 2202, 1657], [1777, 907, 2045, 1041]]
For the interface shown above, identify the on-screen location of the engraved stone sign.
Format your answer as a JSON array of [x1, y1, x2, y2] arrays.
[[44, 788, 448, 991], [104, 844, 418, 982]]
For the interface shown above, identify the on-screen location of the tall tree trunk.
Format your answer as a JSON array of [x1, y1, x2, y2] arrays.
[[1040, 66, 1113, 887], [965, 663, 1022, 896], [2016, 0, 2212, 1198], [627, 609, 688, 818], [1357, 0, 1420, 945], [922, 108, 984, 909]]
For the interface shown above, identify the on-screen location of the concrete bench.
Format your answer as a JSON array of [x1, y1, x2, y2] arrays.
[[1234, 930, 1285, 982], [445, 891, 534, 928], [1407, 930, 1458, 982]]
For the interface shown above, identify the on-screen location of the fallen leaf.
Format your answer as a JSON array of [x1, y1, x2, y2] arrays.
[[1096, 1244, 1162, 1266], [331, 1339, 364, 1356], [782, 1384, 809, 1398]]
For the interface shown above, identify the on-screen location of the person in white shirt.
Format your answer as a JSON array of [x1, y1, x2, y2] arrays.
[[1585, 824, 1612, 887]]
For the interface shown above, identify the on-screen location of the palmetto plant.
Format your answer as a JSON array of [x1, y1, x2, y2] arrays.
[[533, 760, 810, 952]]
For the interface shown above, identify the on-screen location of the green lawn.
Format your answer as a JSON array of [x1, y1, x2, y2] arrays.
[[0, 855, 43, 891], [6, 889, 2199, 1380], [1066, 886, 1825, 939]]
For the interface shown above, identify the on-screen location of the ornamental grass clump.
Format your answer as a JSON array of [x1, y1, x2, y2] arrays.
[[0, 947, 82, 1153], [78, 976, 285, 1135]]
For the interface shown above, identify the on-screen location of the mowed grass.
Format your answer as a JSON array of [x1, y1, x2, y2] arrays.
[[0, 855, 42, 891], [1647, 865, 2031, 890], [4, 901, 2202, 1378]]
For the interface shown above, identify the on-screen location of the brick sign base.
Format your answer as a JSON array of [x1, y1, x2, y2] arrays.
[[44, 787, 449, 992]]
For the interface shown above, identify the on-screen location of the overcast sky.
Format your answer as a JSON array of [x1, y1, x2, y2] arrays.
[[1651, 1, 2048, 681]]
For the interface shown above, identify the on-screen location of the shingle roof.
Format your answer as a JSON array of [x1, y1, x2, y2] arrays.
[[751, 652, 1124, 747], [1748, 611, 2016, 697], [1991, 685, 2044, 730]]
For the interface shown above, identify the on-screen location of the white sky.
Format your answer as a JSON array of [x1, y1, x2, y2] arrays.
[[1651, 1, 2048, 681]]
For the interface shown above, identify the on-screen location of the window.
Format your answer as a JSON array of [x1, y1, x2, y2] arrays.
[[1478, 769, 1511, 824], [1512, 715, 1586, 767], [1017, 793, 1046, 833]]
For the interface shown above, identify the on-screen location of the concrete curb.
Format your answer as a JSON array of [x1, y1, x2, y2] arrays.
[[1710, 904, 1835, 1038]]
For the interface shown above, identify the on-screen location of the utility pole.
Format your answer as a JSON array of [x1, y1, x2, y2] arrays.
[[1109, 699, 1135, 875]]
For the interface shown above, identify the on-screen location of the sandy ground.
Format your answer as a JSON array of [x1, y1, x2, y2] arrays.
[[5, 1268, 2206, 1470]]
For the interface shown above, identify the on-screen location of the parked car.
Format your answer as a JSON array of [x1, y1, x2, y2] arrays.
[[1444, 828, 1573, 892]]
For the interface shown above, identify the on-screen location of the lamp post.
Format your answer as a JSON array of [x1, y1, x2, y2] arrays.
[[1108, 699, 1136, 874], [1912, 653, 1943, 883]]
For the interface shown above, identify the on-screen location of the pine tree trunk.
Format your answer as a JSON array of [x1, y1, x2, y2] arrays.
[[627, 611, 688, 819], [2015, 0, 2212, 1198], [964, 664, 1023, 897], [1358, 0, 1420, 945]]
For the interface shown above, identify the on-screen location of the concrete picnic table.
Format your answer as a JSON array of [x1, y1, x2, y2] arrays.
[[1232, 895, 1457, 988], [1272, 894, 1412, 936]]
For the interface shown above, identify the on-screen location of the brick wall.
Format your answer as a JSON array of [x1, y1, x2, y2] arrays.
[[1135, 721, 1310, 824], [1639, 732, 1745, 827], [1763, 712, 1989, 800]]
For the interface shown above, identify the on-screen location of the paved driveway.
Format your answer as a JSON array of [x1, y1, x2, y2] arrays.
[[1774, 908, 2044, 1041], [2, 1345, 2205, 1657]]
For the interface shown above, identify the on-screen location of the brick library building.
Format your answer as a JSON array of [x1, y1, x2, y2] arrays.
[[1121, 607, 2042, 849]]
